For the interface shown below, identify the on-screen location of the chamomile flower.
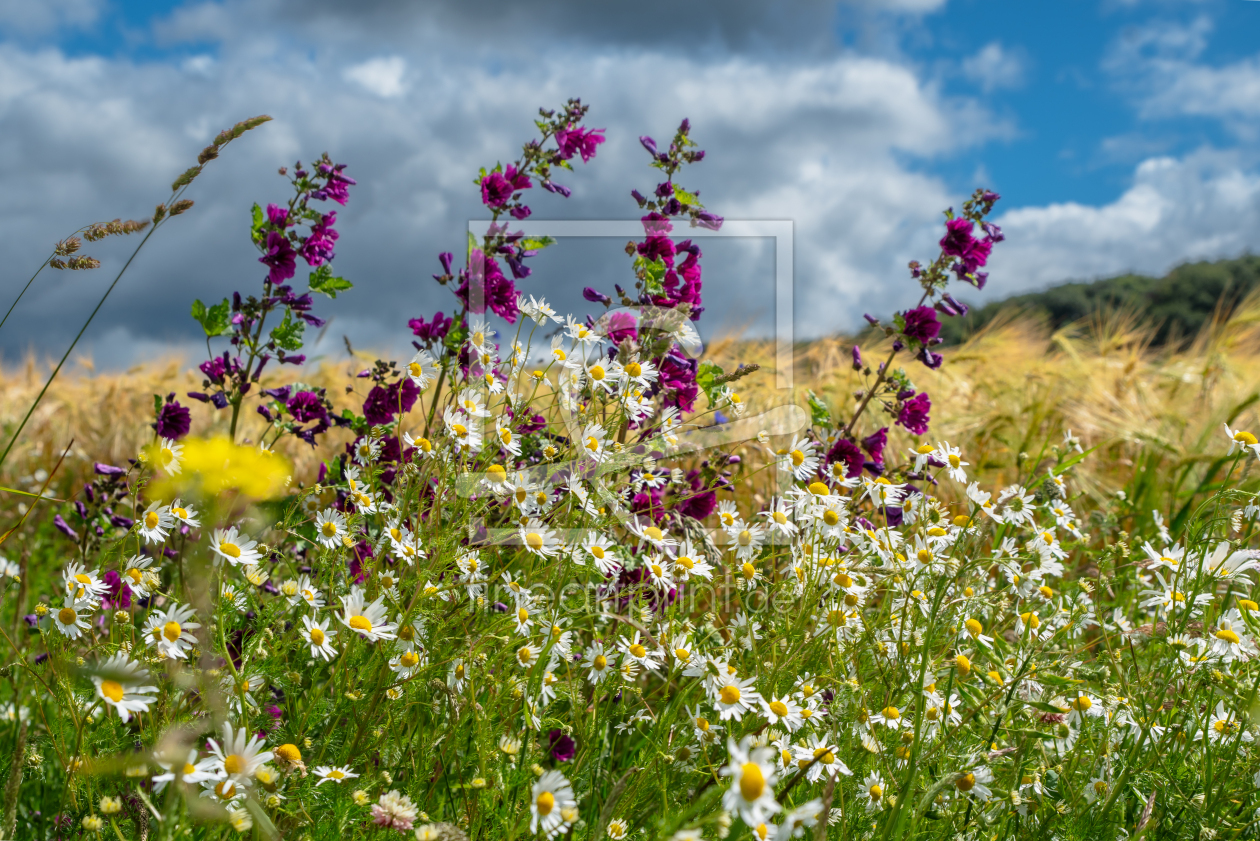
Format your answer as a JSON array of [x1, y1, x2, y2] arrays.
[[300, 614, 337, 661], [762, 695, 804, 732], [314, 765, 359, 786], [710, 674, 761, 722], [520, 519, 561, 558], [573, 532, 620, 575], [530, 770, 577, 837], [862, 771, 886, 813], [52, 597, 93, 639], [1224, 423, 1260, 458], [315, 508, 347, 548], [89, 654, 156, 722], [953, 762, 994, 801], [208, 722, 274, 782], [148, 437, 184, 474], [406, 349, 437, 389], [63, 562, 107, 605], [143, 602, 200, 660], [137, 501, 174, 544], [338, 586, 396, 641], [778, 437, 819, 481], [152, 749, 221, 793], [211, 526, 262, 567], [721, 736, 780, 828]]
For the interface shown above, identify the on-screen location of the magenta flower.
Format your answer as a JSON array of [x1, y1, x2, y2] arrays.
[[153, 400, 191, 439], [897, 393, 932, 435], [861, 427, 888, 465], [457, 250, 518, 322], [287, 391, 327, 423], [265, 203, 289, 227], [826, 437, 864, 479], [901, 306, 941, 346], [556, 126, 606, 162], [299, 212, 338, 267], [548, 729, 576, 762], [259, 230, 296, 284], [480, 165, 531, 209]]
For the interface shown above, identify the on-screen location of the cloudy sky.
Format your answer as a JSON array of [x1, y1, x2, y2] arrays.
[[1, 0, 1259, 368]]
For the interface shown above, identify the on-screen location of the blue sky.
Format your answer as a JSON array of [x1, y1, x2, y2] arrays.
[[1, 0, 1258, 366]]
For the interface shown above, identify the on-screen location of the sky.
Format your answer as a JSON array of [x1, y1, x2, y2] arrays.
[[1, 0, 1259, 368]]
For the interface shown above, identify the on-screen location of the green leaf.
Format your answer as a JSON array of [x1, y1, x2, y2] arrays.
[[673, 187, 702, 207], [696, 361, 725, 404], [807, 390, 832, 427], [250, 202, 265, 243], [308, 264, 353, 299], [269, 310, 305, 352], [634, 255, 667, 295], [518, 236, 557, 252], [191, 297, 232, 337]]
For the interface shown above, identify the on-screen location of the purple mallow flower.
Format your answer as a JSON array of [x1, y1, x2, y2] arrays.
[[152, 400, 191, 440], [480, 165, 531, 209], [902, 306, 941, 347], [556, 126, 606, 163], [259, 231, 296, 284], [548, 729, 576, 762], [897, 392, 932, 435]]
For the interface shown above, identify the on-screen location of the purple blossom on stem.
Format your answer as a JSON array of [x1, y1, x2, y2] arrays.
[[826, 438, 864, 479], [556, 126, 606, 162], [862, 427, 888, 465], [152, 400, 191, 440], [547, 730, 576, 762], [287, 391, 327, 423], [897, 392, 932, 435], [259, 231, 296, 284], [901, 306, 941, 346], [480, 165, 530, 209]]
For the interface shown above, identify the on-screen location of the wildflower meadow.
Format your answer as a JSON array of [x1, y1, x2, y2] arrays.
[[2, 99, 1260, 841]]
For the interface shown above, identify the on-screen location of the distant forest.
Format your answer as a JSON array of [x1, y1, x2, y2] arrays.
[[936, 254, 1260, 346]]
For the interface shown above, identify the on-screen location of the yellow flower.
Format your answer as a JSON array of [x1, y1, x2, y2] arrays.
[[150, 436, 291, 501]]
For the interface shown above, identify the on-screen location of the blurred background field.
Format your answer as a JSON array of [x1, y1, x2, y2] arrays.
[[3, 272, 1260, 540]]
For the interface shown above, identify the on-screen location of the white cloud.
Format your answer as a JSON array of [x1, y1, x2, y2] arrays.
[[0, 0, 102, 34], [343, 56, 407, 98], [986, 147, 1260, 293], [961, 42, 1026, 92]]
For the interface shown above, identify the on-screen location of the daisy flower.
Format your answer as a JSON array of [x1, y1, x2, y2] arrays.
[[338, 585, 397, 642], [210, 526, 261, 567], [208, 722, 274, 782], [720, 736, 780, 828], [709, 674, 761, 722], [143, 602, 200, 659], [152, 749, 221, 793], [63, 562, 107, 605], [406, 349, 437, 389], [300, 614, 337, 661], [1224, 422, 1260, 458], [530, 769, 577, 837], [520, 519, 561, 558], [313, 765, 359, 786], [148, 438, 183, 474], [137, 502, 174, 544], [778, 437, 819, 481], [52, 597, 92, 639], [862, 771, 885, 813], [315, 508, 347, 549], [89, 654, 157, 722]]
